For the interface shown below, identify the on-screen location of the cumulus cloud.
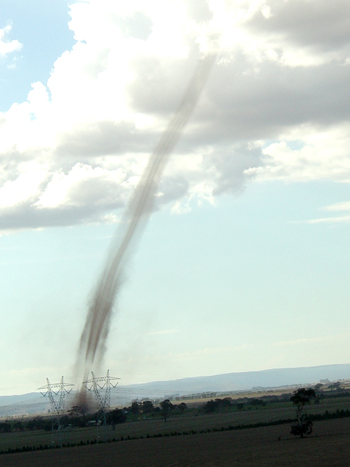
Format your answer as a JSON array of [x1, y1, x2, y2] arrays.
[[1, 0, 350, 231], [0, 24, 22, 57], [34, 163, 128, 209], [245, 0, 350, 66]]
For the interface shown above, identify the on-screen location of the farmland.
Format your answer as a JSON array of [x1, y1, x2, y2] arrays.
[[1, 418, 350, 466], [2, 388, 350, 465]]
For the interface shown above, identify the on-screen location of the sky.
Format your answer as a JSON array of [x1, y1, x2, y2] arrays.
[[0, 0, 350, 397]]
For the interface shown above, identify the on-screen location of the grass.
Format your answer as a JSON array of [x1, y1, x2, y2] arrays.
[[2, 394, 350, 453]]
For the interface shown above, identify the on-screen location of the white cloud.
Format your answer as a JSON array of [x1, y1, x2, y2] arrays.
[[0, 163, 47, 209], [293, 198, 350, 224], [0, 24, 22, 57], [34, 163, 129, 209], [323, 201, 350, 212], [306, 215, 350, 224], [1, 0, 350, 231], [248, 125, 350, 183], [270, 332, 350, 346], [245, 0, 350, 67]]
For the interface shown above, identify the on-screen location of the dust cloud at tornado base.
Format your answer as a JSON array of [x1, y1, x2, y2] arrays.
[[74, 51, 217, 403]]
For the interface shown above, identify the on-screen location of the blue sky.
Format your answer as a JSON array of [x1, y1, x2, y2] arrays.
[[0, 0, 75, 111], [1, 0, 350, 396]]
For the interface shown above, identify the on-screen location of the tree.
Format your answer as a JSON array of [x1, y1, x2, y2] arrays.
[[177, 402, 187, 412], [142, 400, 154, 414], [107, 409, 126, 429], [203, 399, 218, 413], [160, 399, 173, 422], [250, 398, 266, 407], [67, 404, 89, 427], [68, 404, 88, 419], [290, 388, 316, 438], [0, 422, 11, 433], [25, 417, 46, 431], [13, 421, 24, 431], [130, 401, 140, 414]]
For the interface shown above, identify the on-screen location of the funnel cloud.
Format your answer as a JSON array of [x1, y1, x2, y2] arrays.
[[75, 51, 217, 389]]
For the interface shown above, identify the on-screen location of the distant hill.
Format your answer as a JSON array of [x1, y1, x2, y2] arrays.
[[121, 363, 350, 396], [0, 393, 50, 417], [1, 363, 350, 417]]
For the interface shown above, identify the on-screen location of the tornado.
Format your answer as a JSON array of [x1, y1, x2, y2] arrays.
[[75, 50, 217, 398]]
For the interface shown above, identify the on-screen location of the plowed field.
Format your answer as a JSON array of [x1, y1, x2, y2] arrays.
[[2, 418, 350, 467]]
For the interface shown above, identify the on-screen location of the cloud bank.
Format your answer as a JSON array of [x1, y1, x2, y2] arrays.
[[1, 0, 350, 231]]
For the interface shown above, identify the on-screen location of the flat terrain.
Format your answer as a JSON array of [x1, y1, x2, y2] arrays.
[[3, 395, 350, 451], [2, 418, 350, 466], [3, 393, 350, 465]]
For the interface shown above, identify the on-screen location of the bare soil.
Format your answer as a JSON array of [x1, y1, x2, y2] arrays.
[[2, 418, 350, 467]]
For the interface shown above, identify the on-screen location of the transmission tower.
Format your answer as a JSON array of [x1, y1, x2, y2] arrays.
[[83, 370, 120, 427], [38, 377, 74, 434]]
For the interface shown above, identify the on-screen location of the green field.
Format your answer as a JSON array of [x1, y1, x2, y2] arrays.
[[2, 393, 350, 452]]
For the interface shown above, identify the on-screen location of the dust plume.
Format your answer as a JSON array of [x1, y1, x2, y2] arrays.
[[75, 50, 217, 397]]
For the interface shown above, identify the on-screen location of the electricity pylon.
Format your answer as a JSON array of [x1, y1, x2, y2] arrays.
[[38, 376, 74, 444], [83, 370, 119, 428]]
